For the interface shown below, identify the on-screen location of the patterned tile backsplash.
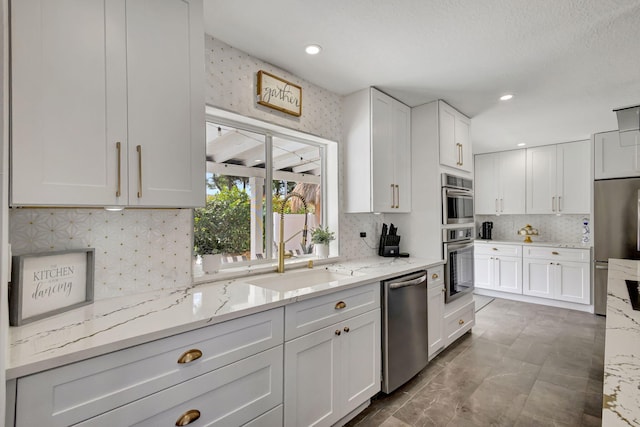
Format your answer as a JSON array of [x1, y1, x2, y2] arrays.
[[476, 214, 592, 245], [10, 209, 193, 299], [7, 38, 382, 299]]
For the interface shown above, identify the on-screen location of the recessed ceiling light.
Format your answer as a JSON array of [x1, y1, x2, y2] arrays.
[[500, 94, 514, 101], [517, 143, 526, 147], [305, 44, 322, 55]]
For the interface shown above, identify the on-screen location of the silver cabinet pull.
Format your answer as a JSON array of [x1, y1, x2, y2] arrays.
[[558, 196, 562, 212], [552, 196, 556, 212], [460, 143, 464, 166], [137, 145, 142, 198], [495, 198, 498, 212], [395, 184, 400, 208], [500, 198, 504, 212], [116, 142, 122, 197]]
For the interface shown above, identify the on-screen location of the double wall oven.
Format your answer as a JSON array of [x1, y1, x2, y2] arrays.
[[442, 174, 475, 303]]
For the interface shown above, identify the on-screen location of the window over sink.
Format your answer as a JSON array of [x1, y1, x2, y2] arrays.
[[195, 107, 339, 274]]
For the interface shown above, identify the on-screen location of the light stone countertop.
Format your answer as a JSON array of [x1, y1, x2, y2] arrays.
[[475, 239, 592, 249], [7, 256, 443, 379], [603, 258, 640, 426]]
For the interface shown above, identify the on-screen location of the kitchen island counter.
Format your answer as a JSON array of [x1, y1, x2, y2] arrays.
[[603, 258, 640, 426], [7, 256, 443, 379]]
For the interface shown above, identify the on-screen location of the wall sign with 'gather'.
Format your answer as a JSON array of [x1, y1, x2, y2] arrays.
[[10, 249, 94, 326], [257, 70, 302, 117]]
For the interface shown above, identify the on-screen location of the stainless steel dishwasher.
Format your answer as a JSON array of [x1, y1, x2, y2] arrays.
[[381, 270, 428, 393]]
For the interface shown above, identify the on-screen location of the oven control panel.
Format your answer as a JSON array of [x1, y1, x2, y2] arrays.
[[443, 227, 474, 242]]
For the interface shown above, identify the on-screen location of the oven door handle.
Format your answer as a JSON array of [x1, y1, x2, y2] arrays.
[[445, 241, 474, 251], [389, 274, 427, 289], [445, 189, 473, 198]]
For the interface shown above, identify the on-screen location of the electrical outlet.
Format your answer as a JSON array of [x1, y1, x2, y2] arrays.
[[360, 232, 367, 238]]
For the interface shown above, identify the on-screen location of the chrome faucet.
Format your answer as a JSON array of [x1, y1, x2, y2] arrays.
[[277, 192, 308, 273]]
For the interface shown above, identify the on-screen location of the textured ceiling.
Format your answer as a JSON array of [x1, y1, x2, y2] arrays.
[[203, 0, 640, 153]]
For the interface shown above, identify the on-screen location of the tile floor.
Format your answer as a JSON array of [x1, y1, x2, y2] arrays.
[[347, 297, 606, 427]]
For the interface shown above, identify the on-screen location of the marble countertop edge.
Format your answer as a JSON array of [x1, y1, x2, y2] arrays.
[[7, 256, 443, 379]]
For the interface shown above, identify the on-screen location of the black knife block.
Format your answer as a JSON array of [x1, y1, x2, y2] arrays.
[[379, 234, 401, 257]]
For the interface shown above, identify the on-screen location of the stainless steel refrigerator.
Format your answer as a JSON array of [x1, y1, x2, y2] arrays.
[[594, 177, 640, 315]]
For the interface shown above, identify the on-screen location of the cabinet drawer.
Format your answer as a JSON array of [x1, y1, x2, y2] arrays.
[[285, 282, 380, 340], [15, 308, 283, 427], [427, 265, 444, 287], [522, 246, 590, 262], [474, 243, 521, 256], [444, 300, 475, 346], [244, 405, 283, 427], [76, 346, 283, 427]]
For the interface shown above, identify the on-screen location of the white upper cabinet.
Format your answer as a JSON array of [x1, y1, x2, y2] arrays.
[[344, 88, 411, 213], [439, 101, 472, 173], [526, 140, 590, 214], [594, 130, 640, 179], [474, 150, 526, 215], [11, 0, 205, 207]]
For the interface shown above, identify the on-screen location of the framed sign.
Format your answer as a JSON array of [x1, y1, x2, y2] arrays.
[[257, 70, 302, 117], [9, 249, 95, 326]]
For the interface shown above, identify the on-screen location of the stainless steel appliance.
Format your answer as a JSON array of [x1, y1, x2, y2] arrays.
[[381, 270, 428, 393], [442, 173, 474, 225], [594, 177, 640, 315], [443, 227, 475, 303]]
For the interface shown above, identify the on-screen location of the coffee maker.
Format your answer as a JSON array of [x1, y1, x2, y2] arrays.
[[480, 221, 493, 240]]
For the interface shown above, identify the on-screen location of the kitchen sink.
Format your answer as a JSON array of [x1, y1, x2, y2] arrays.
[[247, 269, 362, 292]]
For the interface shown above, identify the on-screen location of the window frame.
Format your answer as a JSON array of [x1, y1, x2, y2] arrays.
[[203, 106, 338, 270]]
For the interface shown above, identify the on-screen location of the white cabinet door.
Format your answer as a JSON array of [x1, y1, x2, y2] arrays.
[[284, 325, 340, 427], [494, 256, 523, 294], [474, 154, 497, 215], [557, 140, 591, 214], [522, 259, 554, 299], [371, 90, 396, 213], [499, 150, 526, 214], [392, 101, 412, 212], [594, 130, 640, 179], [427, 283, 445, 358], [526, 145, 557, 214], [341, 309, 381, 416], [473, 253, 494, 289], [344, 88, 411, 213], [474, 150, 525, 215], [554, 261, 590, 304], [526, 141, 590, 214], [284, 309, 380, 427], [439, 102, 472, 173], [11, 0, 127, 206], [10, 0, 204, 207], [125, 0, 205, 207]]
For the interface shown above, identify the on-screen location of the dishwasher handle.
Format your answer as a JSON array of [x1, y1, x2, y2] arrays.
[[389, 274, 427, 289]]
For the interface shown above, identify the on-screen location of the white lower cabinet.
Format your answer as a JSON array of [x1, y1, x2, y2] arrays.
[[523, 258, 590, 304], [474, 243, 522, 294], [427, 265, 445, 359], [13, 308, 284, 426], [476, 242, 591, 306], [76, 346, 283, 426], [284, 283, 381, 427], [521, 246, 591, 305], [443, 298, 475, 347]]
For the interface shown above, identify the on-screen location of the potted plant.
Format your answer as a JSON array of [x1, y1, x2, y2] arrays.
[[193, 208, 222, 274], [311, 225, 335, 258]]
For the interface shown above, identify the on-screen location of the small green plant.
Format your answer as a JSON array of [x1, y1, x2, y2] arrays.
[[310, 225, 335, 245]]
